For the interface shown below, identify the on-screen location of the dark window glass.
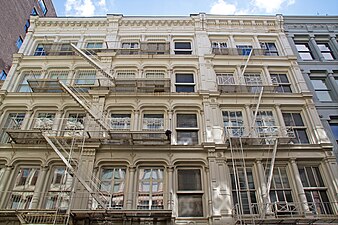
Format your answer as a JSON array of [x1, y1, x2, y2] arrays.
[[178, 169, 202, 191]]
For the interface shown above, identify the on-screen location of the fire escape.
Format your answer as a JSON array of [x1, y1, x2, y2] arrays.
[[4, 42, 172, 224]]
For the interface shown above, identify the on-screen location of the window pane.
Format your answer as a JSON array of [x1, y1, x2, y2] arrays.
[[176, 74, 194, 83], [330, 123, 338, 140], [177, 131, 198, 145], [176, 86, 194, 92], [178, 194, 203, 217], [177, 114, 197, 127], [178, 169, 201, 191], [299, 52, 313, 60], [175, 42, 191, 49]]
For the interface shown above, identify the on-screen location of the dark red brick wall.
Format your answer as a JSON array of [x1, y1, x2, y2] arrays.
[[0, 0, 56, 74]]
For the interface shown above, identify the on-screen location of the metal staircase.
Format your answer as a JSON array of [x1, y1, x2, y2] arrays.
[[70, 44, 115, 84], [58, 81, 111, 132]]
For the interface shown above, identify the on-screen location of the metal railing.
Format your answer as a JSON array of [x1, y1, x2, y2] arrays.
[[1, 191, 173, 211], [212, 48, 278, 56], [233, 202, 338, 221], [225, 126, 295, 139]]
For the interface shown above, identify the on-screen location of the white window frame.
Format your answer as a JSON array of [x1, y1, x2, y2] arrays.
[[176, 113, 199, 145]]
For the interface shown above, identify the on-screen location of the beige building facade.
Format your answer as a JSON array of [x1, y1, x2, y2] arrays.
[[0, 14, 337, 225]]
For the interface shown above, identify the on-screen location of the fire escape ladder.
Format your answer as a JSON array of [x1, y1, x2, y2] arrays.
[[58, 81, 111, 132], [70, 43, 115, 84], [261, 139, 278, 218], [42, 133, 108, 209], [250, 86, 264, 134]]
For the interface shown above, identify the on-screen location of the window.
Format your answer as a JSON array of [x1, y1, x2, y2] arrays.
[[45, 167, 73, 210], [145, 70, 166, 79], [329, 122, 338, 141], [100, 168, 126, 209], [269, 167, 294, 213], [16, 37, 23, 49], [17, 71, 41, 92], [175, 74, 195, 92], [295, 43, 313, 60], [310, 78, 332, 102], [176, 114, 198, 145], [236, 45, 252, 55], [0, 167, 4, 183], [31, 7, 38, 16], [116, 70, 136, 79], [271, 73, 292, 93], [64, 113, 86, 137], [177, 169, 203, 217], [142, 114, 164, 130], [49, 70, 68, 82], [142, 42, 168, 54], [317, 43, 335, 60], [34, 43, 52, 56], [244, 73, 263, 93], [110, 114, 131, 130], [121, 42, 139, 49], [0, 70, 7, 81], [299, 166, 333, 215], [282, 112, 309, 144], [86, 42, 103, 49], [260, 42, 278, 56], [230, 166, 257, 214], [255, 111, 277, 137], [216, 73, 235, 85], [74, 70, 96, 85], [222, 111, 244, 137], [137, 168, 164, 209], [211, 41, 228, 54], [9, 168, 39, 209], [24, 20, 30, 33], [38, 0, 47, 15], [33, 112, 55, 130], [0, 113, 25, 143], [174, 42, 192, 55]]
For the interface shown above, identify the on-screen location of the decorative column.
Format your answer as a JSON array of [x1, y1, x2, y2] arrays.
[[0, 165, 13, 208], [256, 160, 267, 202], [329, 34, 338, 53], [289, 159, 310, 213], [166, 166, 174, 210], [31, 166, 49, 208], [22, 110, 33, 130], [263, 66, 272, 85], [274, 104, 286, 136], [126, 166, 136, 209], [245, 104, 252, 131], [133, 110, 139, 131], [309, 35, 324, 61], [327, 72, 338, 96]]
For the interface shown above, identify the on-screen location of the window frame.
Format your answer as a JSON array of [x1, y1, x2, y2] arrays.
[[298, 166, 333, 215], [74, 70, 96, 86], [282, 112, 309, 144], [174, 41, 192, 55], [142, 113, 164, 130], [295, 43, 313, 60], [222, 110, 244, 137], [260, 42, 279, 56], [16, 36, 23, 50], [317, 43, 335, 60], [137, 167, 165, 210], [175, 73, 195, 93], [230, 166, 258, 215], [17, 71, 41, 92], [110, 113, 131, 130], [45, 167, 73, 210], [38, 0, 48, 15], [176, 113, 199, 145], [310, 77, 333, 102], [270, 73, 292, 93], [99, 167, 126, 209], [176, 168, 204, 217], [8, 167, 40, 209], [33, 112, 56, 130]]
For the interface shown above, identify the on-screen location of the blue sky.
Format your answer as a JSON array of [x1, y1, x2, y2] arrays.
[[52, 0, 338, 16]]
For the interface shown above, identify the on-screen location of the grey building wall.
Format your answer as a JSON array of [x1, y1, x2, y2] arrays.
[[0, 0, 56, 75], [284, 16, 338, 161]]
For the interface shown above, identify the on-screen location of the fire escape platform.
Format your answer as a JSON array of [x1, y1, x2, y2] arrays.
[[108, 131, 170, 145], [235, 215, 338, 224], [28, 79, 64, 93], [6, 129, 47, 144], [71, 209, 172, 221]]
